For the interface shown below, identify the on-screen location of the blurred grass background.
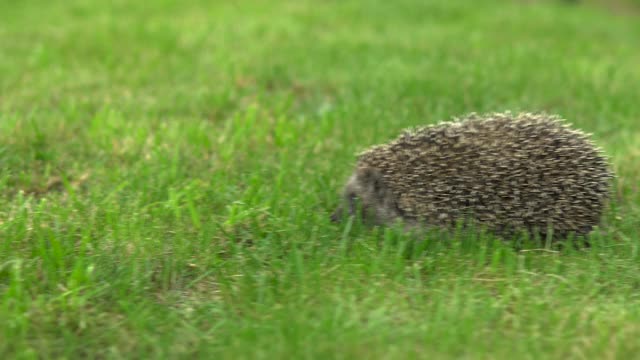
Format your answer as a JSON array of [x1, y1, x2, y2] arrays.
[[1, 0, 639, 358]]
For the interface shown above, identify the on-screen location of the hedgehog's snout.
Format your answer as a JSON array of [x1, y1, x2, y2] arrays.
[[330, 191, 359, 223], [330, 206, 343, 223]]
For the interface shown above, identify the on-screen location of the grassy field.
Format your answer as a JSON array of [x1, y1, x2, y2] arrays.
[[1, 0, 640, 358]]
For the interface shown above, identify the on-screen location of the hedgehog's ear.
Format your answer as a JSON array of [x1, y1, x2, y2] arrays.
[[356, 166, 383, 191]]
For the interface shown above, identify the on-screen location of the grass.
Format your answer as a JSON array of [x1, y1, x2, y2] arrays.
[[1, 0, 640, 358]]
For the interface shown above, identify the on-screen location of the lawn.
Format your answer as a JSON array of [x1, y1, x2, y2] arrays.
[[1, 0, 640, 358]]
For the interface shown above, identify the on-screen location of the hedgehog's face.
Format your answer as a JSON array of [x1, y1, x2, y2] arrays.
[[330, 167, 402, 225], [330, 174, 368, 223]]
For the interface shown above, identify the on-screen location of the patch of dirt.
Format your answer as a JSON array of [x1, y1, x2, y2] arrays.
[[24, 172, 90, 197]]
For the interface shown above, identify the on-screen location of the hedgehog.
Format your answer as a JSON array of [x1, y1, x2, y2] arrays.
[[331, 112, 613, 239]]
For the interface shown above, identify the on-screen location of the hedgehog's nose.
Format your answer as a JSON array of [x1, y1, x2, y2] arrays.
[[330, 207, 343, 223]]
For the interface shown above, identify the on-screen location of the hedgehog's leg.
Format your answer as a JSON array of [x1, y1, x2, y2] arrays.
[[574, 225, 594, 248]]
